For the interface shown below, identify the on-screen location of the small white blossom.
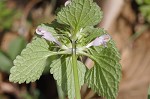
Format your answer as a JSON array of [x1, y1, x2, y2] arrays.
[[65, 0, 71, 6], [86, 34, 111, 48], [36, 27, 62, 46]]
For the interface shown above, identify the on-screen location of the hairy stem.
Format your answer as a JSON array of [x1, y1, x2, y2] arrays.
[[72, 40, 81, 99]]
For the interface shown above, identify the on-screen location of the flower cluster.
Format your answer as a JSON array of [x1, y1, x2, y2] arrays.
[[36, 26, 111, 49]]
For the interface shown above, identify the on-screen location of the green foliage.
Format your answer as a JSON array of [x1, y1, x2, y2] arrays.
[[0, 36, 27, 73], [136, 0, 150, 5], [7, 36, 27, 60], [9, 0, 121, 99], [50, 57, 86, 99], [9, 38, 54, 83], [43, 56, 57, 74], [57, 0, 102, 33], [81, 27, 106, 45], [139, 5, 150, 22], [0, 51, 12, 73], [0, 1, 21, 30], [136, 0, 150, 23], [20, 89, 40, 99], [148, 86, 150, 99], [84, 40, 121, 99]]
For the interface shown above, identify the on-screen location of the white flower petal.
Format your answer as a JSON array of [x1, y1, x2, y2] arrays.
[[92, 37, 103, 46], [65, 0, 71, 6], [42, 32, 55, 42]]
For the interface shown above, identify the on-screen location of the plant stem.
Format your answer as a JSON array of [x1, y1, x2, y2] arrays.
[[72, 40, 81, 99]]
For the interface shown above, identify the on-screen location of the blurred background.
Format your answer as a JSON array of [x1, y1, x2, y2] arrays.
[[0, 0, 150, 99]]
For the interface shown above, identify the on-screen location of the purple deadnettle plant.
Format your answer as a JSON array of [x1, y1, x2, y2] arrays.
[[9, 0, 121, 99]]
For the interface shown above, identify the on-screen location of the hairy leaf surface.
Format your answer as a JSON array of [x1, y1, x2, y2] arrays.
[[85, 41, 121, 99], [57, 0, 102, 32], [9, 38, 53, 84]]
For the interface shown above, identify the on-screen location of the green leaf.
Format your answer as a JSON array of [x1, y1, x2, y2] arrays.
[[144, 0, 150, 4], [0, 51, 12, 73], [148, 87, 150, 99], [0, 1, 21, 30], [136, 0, 144, 4], [85, 40, 121, 99], [50, 57, 86, 99], [148, 86, 150, 95], [57, 0, 102, 32], [9, 38, 53, 84], [48, 20, 70, 32], [136, 0, 150, 5], [76, 27, 106, 47], [43, 56, 57, 74], [7, 36, 27, 60], [139, 5, 150, 22], [148, 86, 150, 99]]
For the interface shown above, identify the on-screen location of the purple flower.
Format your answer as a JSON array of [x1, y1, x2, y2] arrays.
[[86, 34, 111, 48], [36, 27, 62, 46]]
